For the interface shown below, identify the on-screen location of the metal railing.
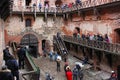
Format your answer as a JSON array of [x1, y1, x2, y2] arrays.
[[11, 0, 120, 13], [63, 35, 120, 55], [21, 51, 40, 80]]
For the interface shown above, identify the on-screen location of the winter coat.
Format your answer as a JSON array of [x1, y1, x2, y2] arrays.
[[66, 71, 72, 80], [0, 69, 14, 80], [17, 48, 26, 60], [6, 59, 19, 76], [3, 49, 11, 61], [73, 68, 78, 76]]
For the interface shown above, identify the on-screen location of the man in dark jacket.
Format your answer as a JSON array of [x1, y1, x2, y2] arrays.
[[73, 67, 78, 80], [3, 46, 11, 64], [6, 56, 19, 80], [0, 65, 14, 80], [56, 58, 61, 72], [17, 46, 26, 69]]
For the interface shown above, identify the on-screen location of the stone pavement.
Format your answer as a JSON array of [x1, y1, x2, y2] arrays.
[[33, 55, 111, 80]]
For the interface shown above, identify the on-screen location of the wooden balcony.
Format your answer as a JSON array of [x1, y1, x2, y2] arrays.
[[11, 0, 120, 15], [63, 35, 120, 55]]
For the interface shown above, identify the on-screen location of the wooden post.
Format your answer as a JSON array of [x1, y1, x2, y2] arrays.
[[92, 49, 97, 70]]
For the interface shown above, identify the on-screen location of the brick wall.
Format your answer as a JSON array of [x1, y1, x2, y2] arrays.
[[5, 15, 64, 54], [62, 5, 120, 43]]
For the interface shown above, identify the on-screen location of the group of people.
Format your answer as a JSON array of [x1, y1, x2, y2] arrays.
[[73, 27, 111, 43], [30, 0, 82, 12], [64, 62, 83, 80], [0, 46, 26, 80]]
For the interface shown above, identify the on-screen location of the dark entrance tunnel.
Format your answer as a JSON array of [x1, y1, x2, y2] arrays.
[[20, 34, 39, 57]]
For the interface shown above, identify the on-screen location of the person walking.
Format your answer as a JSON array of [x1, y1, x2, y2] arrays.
[[17, 46, 26, 69], [6, 55, 19, 80]]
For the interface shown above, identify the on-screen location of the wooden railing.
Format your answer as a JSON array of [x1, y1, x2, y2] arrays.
[[63, 35, 120, 55], [11, 0, 120, 13]]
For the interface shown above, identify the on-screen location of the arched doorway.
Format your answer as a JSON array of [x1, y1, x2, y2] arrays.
[[20, 34, 39, 57], [55, 0, 62, 6], [25, 0, 31, 6], [42, 40, 46, 50], [114, 28, 120, 43]]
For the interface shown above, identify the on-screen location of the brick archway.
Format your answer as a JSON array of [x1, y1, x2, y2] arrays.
[[20, 33, 38, 46], [20, 33, 39, 57]]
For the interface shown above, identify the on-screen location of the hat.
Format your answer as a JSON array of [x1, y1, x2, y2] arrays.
[[6, 46, 9, 48], [111, 71, 115, 73], [66, 66, 70, 70], [2, 65, 7, 70]]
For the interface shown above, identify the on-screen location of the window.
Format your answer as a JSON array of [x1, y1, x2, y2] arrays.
[[25, 19, 31, 27], [26, 0, 31, 6]]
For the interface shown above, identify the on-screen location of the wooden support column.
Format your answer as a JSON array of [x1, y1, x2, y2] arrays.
[[92, 49, 97, 70], [53, 13, 56, 21]]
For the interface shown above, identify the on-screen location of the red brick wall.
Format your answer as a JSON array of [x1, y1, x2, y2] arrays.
[[62, 5, 120, 43]]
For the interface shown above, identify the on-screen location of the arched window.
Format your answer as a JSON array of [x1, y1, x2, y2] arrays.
[[25, 18, 31, 27]]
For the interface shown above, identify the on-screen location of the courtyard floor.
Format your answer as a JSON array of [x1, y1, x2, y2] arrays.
[[33, 54, 111, 80]]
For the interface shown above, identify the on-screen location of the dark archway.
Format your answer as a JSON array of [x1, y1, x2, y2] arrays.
[[44, 0, 49, 6], [105, 54, 112, 68], [114, 28, 120, 43], [55, 0, 62, 6], [26, 0, 31, 6], [20, 34, 39, 57], [42, 40, 46, 50]]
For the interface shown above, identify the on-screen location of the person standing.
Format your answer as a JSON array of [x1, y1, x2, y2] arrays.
[[33, 3, 36, 12], [73, 67, 78, 80], [109, 71, 118, 80], [17, 46, 26, 69], [64, 62, 69, 73], [39, 3, 42, 12], [49, 51, 53, 61], [6, 56, 19, 80], [0, 65, 14, 80], [56, 56, 61, 72], [78, 69, 84, 80], [66, 66, 72, 80], [3, 46, 12, 64]]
